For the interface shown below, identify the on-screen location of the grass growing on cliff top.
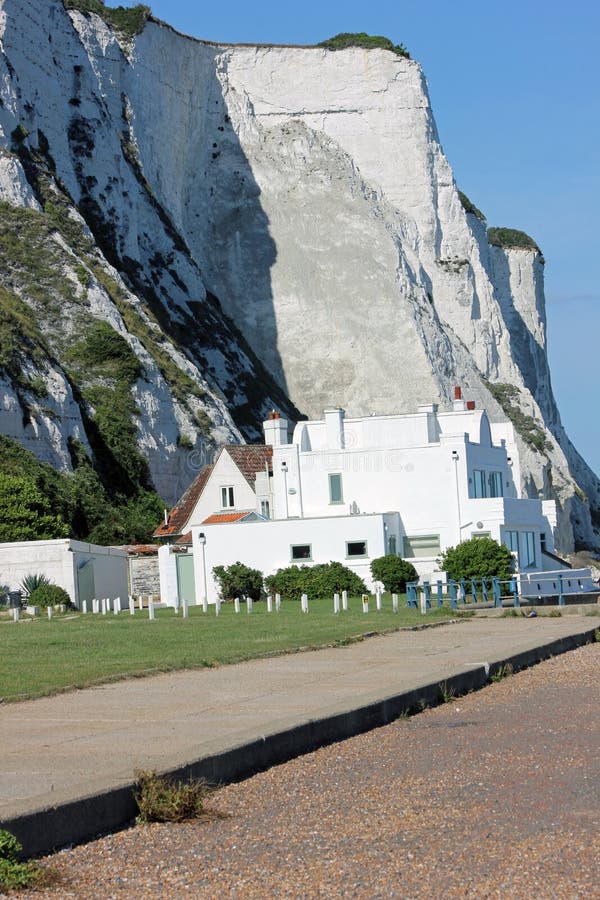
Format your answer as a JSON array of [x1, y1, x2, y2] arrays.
[[0, 601, 455, 701], [318, 33, 410, 58], [485, 382, 550, 454], [458, 190, 486, 222], [487, 227, 542, 257], [62, 1, 151, 39]]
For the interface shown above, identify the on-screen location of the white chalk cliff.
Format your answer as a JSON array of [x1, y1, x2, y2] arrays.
[[0, 1, 597, 550]]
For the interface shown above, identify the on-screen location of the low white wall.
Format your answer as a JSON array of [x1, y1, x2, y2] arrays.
[[158, 544, 179, 607], [519, 568, 596, 598], [0, 539, 128, 608], [192, 514, 388, 603]]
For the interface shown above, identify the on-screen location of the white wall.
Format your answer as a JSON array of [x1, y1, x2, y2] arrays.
[[0, 540, 127, 608], [158, 543, 179, 606], [186, 449, 260, 526], [192, 513, 391, 603]]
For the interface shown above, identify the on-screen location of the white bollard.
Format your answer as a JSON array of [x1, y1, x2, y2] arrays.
[[215, 596, 221, 616], [82, 599, 88, 614], [392, 593, 399, 613], [148, 597, 155, 620], [182, 597, 189, 618], [342, 590, 348, 611], [420, 593, 427, 615], [113, 597, 120, 615], [47, 606, 53, 620], [129, 596, 135, 616], [301, 593, 309, 613], [137, 595, 143, 611], [12, 607, 19, 622], [92, 598, 98, 614], [376, 590, 382, 612], [234, 597, 240, 614], [101, 598, 107, 615], [267, 595, 273, 613], [333, 593, 340, 614], [247, 596, 253, 614], [275, 593, 281, 612], [202, 596, 208, 614], [362, 594, 369, 614], [173, 600, 179, 615]]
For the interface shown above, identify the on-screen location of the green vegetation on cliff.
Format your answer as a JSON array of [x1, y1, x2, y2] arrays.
[[62, 1, 151, 39], [485, 382, 550, 454], [458, 190, 486, 221], [487, 227, 542, 256], [318, 33, 410, 58]]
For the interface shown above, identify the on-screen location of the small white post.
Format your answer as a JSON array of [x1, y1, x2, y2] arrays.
[[173, 600, 179, 615], [47, 606, 53, 620], [376, 590, 382, 612], [275, 593, 281, 612], [342, 590, 348, 611], [182, 597, 189, 618], [12, 607, 19, 622], [101, 597, 107, 615], [82, 599, 88, 614], [362, 594, 369, 614], [267, 595, 273, 613], [148, 597, 155, 620], [333, 593, 340, 614], [129, 595, 135, 616], [92, 598, 98, 614], [137, 595, 143, 611], [420, 592, 427, 615], [234, 597, 240, 614], [113, 597, 120, 615], [215, 596, 221, 616], [247, 596, 253, 614], [301, 593, 308, 613], [202, 595, 208, 614], [392, 593, 399, 613]]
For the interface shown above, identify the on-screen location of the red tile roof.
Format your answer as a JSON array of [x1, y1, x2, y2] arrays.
[[224, 444, 272, 486], [202, 511, 256, 525], [153, 464, 214, 539]]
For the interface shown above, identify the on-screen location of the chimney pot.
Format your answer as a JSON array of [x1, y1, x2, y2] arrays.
[[454, 386, 462, 400], [466, 400, 475, 410]]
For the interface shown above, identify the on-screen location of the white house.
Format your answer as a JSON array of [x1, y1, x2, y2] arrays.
[[156, 388, 563, 605]]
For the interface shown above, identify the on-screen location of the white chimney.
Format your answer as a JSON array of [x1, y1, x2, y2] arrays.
[[263, 410, 288, 446], [324, 408, 345, 449]]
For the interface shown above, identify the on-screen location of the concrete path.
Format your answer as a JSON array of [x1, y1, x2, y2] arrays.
[[1, 615, 597, 856]]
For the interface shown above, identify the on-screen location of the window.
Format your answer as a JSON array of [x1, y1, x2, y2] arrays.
[[403, 535, 441, 558], [291, 544, 312, 561], [521, 531, 536, 568], [387, 534, 397, 555], [221, 486, 234, 508], [260, 500, 270, 519], [346, 540, 368, 558], [473, 469, 503, 498], [328, 473, 343, 504], [471, 531, 491, 539], [503, 530, 519, 553]]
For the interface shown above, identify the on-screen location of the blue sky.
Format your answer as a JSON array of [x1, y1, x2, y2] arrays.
[[139, 0, 599, 474]]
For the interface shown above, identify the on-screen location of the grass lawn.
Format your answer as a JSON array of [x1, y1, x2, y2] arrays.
[[0, 598, 458, 702]]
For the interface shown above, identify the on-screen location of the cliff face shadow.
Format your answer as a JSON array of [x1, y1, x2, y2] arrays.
[[181, 60, 290, 400]]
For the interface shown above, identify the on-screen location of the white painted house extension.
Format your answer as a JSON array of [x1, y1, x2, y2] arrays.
[[156, 390, 561, 605]]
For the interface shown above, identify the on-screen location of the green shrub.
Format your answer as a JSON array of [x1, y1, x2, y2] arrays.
[[265, 561, 366, 602], [0, 829, 44, 893], [0, 474, 69, 542], [370, 555, 418, 593], [485, 381, 550, 454], [28, 583, 72, 609], [213, 562, 264, 601], [19, 573, 51, 599], [318, 33, 409, 58], [135, 771, 208, 823], [439, 537, 514, 581]]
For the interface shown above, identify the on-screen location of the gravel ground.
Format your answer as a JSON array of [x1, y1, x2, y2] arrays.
[[17, 642, 600, 899]]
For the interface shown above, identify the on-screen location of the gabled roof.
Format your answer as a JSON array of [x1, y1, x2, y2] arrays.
[[153, 444, 273, 540], [153, 464, 214, 539], [224, 444, 273, 485]]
